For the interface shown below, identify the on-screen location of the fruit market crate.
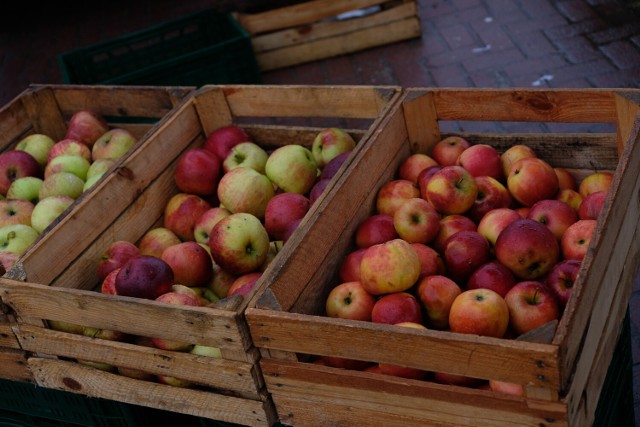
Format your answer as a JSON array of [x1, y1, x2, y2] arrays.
[[244, 87, 640, 426], [0, 85, 401, 426], [0, 83, 192, 382], [58, 10, 261, 87], [235, 0, 421, 72]]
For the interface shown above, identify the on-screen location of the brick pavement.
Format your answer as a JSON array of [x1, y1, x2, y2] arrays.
[[1, 0, 640, 424]]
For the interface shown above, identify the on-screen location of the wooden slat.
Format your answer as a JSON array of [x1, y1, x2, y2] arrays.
[[29, 358, 275, 427], [0, 347, 32, 382], [19, 87, 68, 141], [0, 323, 20, 349], [0, 91, 33, 150], [613, 91, 640, 155]]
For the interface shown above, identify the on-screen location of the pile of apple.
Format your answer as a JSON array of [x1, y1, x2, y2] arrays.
[[320, 136, 612, 393], [0, 111, 138, 271], [67, 124, 357, 388]]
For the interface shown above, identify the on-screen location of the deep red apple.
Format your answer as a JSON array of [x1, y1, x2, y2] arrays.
[[96, 240, 141, 281], [411, 243, 445, 278], [527, 199, 578, 240], [560, 219, 596, 261], [64, 110, 109, 147], [432, 214, 477, 253], [578, 191, 606, 220], [545, 259, 581, 309], [467, 261, 516, 298], [371, 292, 423, 326], [204, 125, 250, 161], [467, 176, 512, 223], [443, 230, 491, 285], [431, 136, 471, 166], [338, 248, 367, 282], [174, 148, 221, 196], [457, 144, 502, 180], [355, 214, 398, 248], [319, 151, 351, 180], [504, 280, 560, 336], [115, 255, 174, 300], [0, 150, 41, 196], [264, 192, 311, 241]]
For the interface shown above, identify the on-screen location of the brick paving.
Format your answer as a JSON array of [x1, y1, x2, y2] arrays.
[[1, 0, 640, 424]]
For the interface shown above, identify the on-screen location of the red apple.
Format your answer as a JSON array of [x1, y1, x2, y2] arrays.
[[443, 230, 491, 285], [392, 198, 440, 244], [0, 199, 34, 228], [495, 219, 559, 280], [137, 227, 181, 258], [489, 380, 525, 396], [309, 178, 331, 205], [561, 219, 596, 261], [96, 240, 141, 281], [338, 248, 367, 282], [209, 261, 237, 299], [578, 191, 606, 220], [319, 151, 351, 181], [0, 150, 41, 196], [507, 157, 559, 207], [467, 261, 516, 298], [527, 199, 578, 240], [161, 241, 213, 287], [115, 255, 174, 300], [449, 288, 509, 338], [545, 259, 581, 308], [554, 167, 577, 191], [504, 281, 560, 336], [0, 251, 19, 272], [578, 171, 614, 198], [227, 272, 263, 298], [434, 372, 486, 388], [375, 179, 420, 217], [360, 239, 421, 295], [174, 148, 221, 196], [398, 153, 438, 183], [425, 165, 478, 215], [163, 193, 212, 241], [477, 208, 521, 248], [47, 139, 92, 163], [457, 144, 502, 180], [325, 281, 376, 321], [556, 188, 583, 212], [416, 274, 461, 329], [264, 192, 311, 241], [467, 176, 512, 223], [193, 207, 231, 246], [204, 125, 250, 161], [371, 292, 423, 325], [64, 110, 109, 147], [417, 165, 443, 199], [411, 243, 445, 278], [432, 214, 477, 253], [500, 144, 537, 178], [100, 267, 120, 295], [431, 136, 471, 166], [355, 214, 398, 248], [282, 218, 303, 243], [322, 356, 371, 371]]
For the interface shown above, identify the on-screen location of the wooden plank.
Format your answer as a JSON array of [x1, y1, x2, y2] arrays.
[[613, 91, 640, 155], [19, 87, 68, 141], [29, 358, 275, 427], [0, 347, 32, 382], [0, 323, 20, 349], [256, 16, 421, 71], [0, 92, 32, 149], [401, 90, 440, 152]]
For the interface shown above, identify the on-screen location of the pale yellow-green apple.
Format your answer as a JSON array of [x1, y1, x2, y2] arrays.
[[30, 195, 74, 234], [227, 271, 262, 298], [467, 261, 516, 298], [193, 207, 231, 246], [64, 110, 109, 147], [416, 274, 461, 329], [115, 255, 174, 299], [504, 280, 560, 335], [0, 223, 39, 255], [556, 188, 583, 211], [448, 288, 509, 338], [217, 167, 274, 219], [0, 199, 34, 227], [96, 240, 141, 281], [392, 197, 440, 244], [91, 128, 137, 161], [527, 199, 578, 240], [83, 174, 102, 191], [264, 192, 310, 241], [354, 214, 398, 248], [6, 176, 43, 203], [466, 175, 512, 223], [174, 148, 221, 196], [190, 344, 222, 358], [86, 158, 116, 181], [578, 171, 614, 198], [223, 141, 269, 174], [265, 144, 318, 194], [495, 218, 559, 280], [578, 191, 606, 220], [500, 144, 537, 178], [208, 260, 237, 298], [325, 280, 376, 321], [209, 212, 270, 275], [39, 171, 84, 199], [425, 165, 478, 215], [507, 157, 559, 207], [48, 319, 85, 335], [375, 179, 420, 217], [15, 133, 55, 167], [47, 139, 92, 163], [311, 127, 356, 169], [203, 125, 250, 161], [188, 286, 220, 305], [161, 241, 213, 287], [432, 214, 477, 253], [554, 167, 577, 191], [371, 292, 423, 325], [337, 247, 366, 282], [443, 230, 491, 285], [545, 259, 581, 309], [430, 136, 470, 166], [560, 219, 596, 261], [44, 154, 91, 180], [411, 242, 445, 278], [397, 153, 438, 183], [151, 287, 200, 351], [457, 144, 502, 180], [156, 374, 194, 388], [163, 193, 212, 241], [378, 321, 429, 380], [359, 238, 421, 295], [83, 326, 131, 343], [136, 227, 180, 259], [0, 150, 41, 196], [477, 208, 521, 248]]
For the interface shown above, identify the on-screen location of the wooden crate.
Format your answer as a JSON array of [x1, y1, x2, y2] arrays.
[[0, 85, 400, 426], [245, 88, 640, 426], [0, 83, 192, 383], [235, 0, 421, 72]]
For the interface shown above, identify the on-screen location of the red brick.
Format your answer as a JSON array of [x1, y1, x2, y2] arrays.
[[544, 19, 608, 40], [462, 47, 526, 72], [553, 36, 603, 63], [429, 64, 470, 87], [556, 0, 598, 22], [511, 29, 559, 58], [440, 24, 476, 49]]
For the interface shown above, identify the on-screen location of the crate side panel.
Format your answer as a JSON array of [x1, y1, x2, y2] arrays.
[[0, 347, 32, 382]]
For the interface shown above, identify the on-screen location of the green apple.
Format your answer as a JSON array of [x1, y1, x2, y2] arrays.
[[31, 195, 74, 234], [265, 144, 318, 194], [311, 128, 356, 169], [6, 176, 43, 203], [44, 154, 91, 180], [190, 344, 222, 358], [91, 128, 137, 161], [39, 171, 85, 199], [15, 133, 55, 167], [222, 142, 269, 174], [82, 174, 102, 192], [86, 158, 116, 180], [0, 223, 39, 255]]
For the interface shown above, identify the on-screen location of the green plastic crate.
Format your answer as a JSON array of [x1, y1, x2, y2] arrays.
[[58, 10, 261, 86]]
